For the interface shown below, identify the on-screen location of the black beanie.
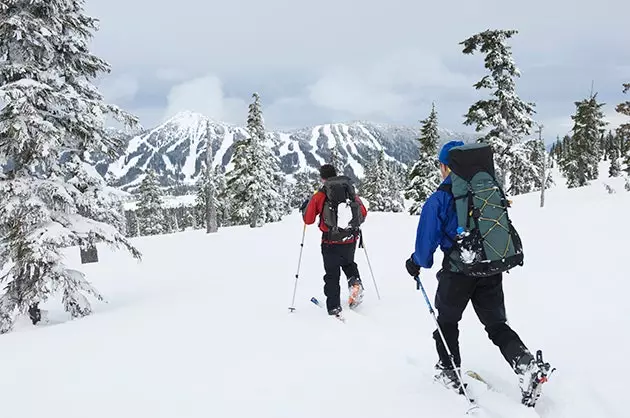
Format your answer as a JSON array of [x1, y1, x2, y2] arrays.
[[319, 164, 337, 179]]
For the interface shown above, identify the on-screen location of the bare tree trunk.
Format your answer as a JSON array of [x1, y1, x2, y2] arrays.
[[538, 124, 546, 208], [206, 122, 218, 233]]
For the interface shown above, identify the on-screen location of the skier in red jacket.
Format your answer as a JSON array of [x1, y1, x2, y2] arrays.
[[302, 164, 368, 316]]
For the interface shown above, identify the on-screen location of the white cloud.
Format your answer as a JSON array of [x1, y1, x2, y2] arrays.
[[99, 74, 139, 103], [162, 74, 247, 124], [605, 111, 628, 131], [307, 49, 473, 120], [155, 68, 188, 82]]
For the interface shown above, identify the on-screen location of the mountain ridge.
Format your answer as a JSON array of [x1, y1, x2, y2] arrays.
[[96, 111, 479, 192]]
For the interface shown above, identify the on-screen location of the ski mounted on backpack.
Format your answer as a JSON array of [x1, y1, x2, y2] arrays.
[[440, 143, 524, 277], [320, 176, 364, 242]]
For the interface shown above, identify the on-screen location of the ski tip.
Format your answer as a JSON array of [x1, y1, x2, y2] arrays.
[[465, 404, 480, 415]]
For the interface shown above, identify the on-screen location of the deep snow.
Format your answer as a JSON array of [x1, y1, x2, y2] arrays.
[[1, 173, 629, 418]]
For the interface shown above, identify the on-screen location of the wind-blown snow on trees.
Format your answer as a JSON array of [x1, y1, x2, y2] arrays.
[[561, 93, 607, 188], [224, 93, 286, 228], [405, 104, 441, 214], [361, 151, 404, 212], [617, 83, 630, 174], [460, 29, 536, 194], [0, 0, 141, 332], [136, 170, 165, 235]]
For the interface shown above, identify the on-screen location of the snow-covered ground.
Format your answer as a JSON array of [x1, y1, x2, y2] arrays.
[[1, 173, 629, 418]]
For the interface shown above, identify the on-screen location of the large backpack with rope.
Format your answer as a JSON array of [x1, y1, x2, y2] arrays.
[[440, 143, 524, 277], [320, 176, 364, 242]]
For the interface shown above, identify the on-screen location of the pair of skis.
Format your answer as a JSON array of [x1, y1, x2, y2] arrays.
[[439, 351, 554, 412], [310, 295, 361, 323]]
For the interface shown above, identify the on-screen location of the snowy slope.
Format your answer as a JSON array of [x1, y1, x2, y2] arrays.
[[0, 178, 628, 418], [97, 111, 478, 191]]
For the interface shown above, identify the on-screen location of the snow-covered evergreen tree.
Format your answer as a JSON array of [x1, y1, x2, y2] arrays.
[[0, 0, 141, 332], [136, 170, 165, 235], [617, 83, 630, 174], [509, 141, 538, 195], [385, 160, 405, 212], [609, 131, 622, 177], [224, 93, 284, 228], [610, 154, 622, 177], [561, 93, 607, 187], [460, 29, 536, 191], [212, 166, 228, 227], [203, 123, 218, 233], [361, 151, 403, 212], [196, 165, 228, 228], [329, 147, 344, 175], [293, 169, 320, 207], [405, 103, 441, 214]]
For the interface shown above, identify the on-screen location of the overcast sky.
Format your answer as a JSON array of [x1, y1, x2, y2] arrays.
[[87, 0, 629, 142]]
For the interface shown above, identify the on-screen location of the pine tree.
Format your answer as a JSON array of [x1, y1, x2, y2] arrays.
[[0, 0, 141, 332], [509, 140, 539, 195], [460, 30, 536, 191], [330, 147, 344, 175], [561, 93, 607, 187], [212, 166, 228, 227], [603, 131, 615, 163], [224, 93, 284, 228], [609, 132, 621, 177], [196, 165, 228, 228], [551, 138, 563, 162], [137, 170, 165, 235], [405, 103, 441, 214], [361, 151, 403, 212], [385, 160, 405, 212], [610, 154, 621, 177], [204, 122, 218, 233], [562, 135, 571, 162], [616, 83, 630, 173], [361, 152, 388, 211], [293, 169, 319, 207]]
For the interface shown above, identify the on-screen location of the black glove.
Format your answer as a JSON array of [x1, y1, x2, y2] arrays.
[[405, 254, 420, 277]]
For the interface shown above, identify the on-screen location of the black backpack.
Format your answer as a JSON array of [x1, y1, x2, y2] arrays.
[[441, 143, 524, 277], [320, 176, 364, 242]]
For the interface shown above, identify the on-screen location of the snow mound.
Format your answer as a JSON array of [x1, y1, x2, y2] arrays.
[[0, 180, 628, 418]]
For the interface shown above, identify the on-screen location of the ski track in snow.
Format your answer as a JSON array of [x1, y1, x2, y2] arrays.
[[309, 126, 325, 165], [180, 123, 204, 181], [214, 131, 234, 169], [323, 124, 335, 149], [0, 169, 628, 418]]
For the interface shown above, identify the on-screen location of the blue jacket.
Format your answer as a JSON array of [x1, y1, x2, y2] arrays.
[[412, 175, 458, 269]]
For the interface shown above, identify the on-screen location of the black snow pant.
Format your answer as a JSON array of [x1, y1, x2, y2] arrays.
[[321, 242, 361, 312], [433, 269, 531, 372]]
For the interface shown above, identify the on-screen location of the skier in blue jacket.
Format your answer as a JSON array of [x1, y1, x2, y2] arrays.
[[405, 140, 542, 398]]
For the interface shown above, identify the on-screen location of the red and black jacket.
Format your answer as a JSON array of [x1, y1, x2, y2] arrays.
[[303, 191, 368, 244]]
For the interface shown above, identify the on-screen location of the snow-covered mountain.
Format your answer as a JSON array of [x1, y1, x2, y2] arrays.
[[97, 111, 478, 192]]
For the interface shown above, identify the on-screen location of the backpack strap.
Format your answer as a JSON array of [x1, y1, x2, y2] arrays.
[[437, 183, 452, 193]]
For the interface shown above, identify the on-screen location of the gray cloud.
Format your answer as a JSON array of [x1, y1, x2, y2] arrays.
[[88, 0, 630, 141]]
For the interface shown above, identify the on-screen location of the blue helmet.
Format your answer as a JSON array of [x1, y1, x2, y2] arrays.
[[438, 140, 465, 165]]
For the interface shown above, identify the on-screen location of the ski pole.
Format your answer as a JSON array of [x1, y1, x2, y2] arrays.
[[288, 224, 307, 312], [359, 232, 381, 300], [414, 274, 476, 411]]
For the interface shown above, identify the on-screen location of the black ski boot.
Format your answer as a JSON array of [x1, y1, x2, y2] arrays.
[[434, 362, 464, 394], [516, 350, 554, 407]]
